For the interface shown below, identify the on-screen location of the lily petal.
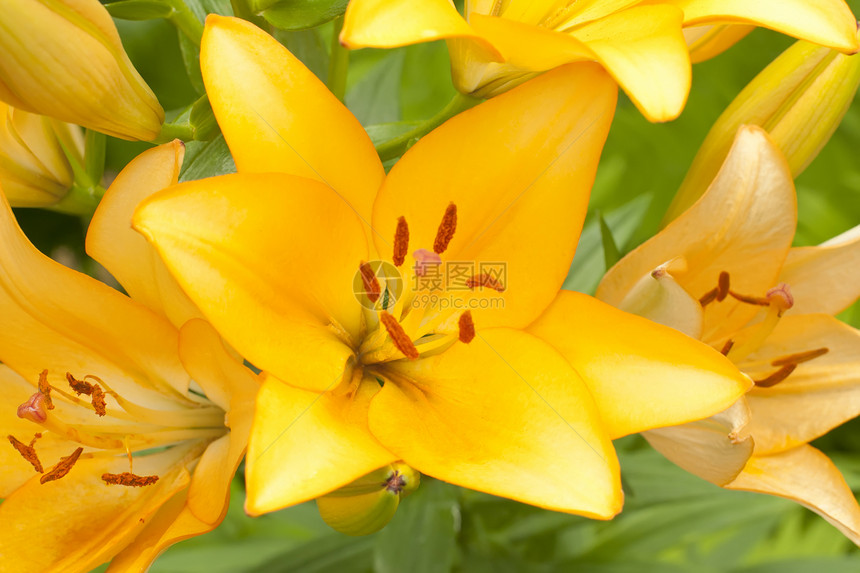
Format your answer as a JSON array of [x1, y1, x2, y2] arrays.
[[371, 328, 621, 518], [245, 373, 396, 515], [684, 25, 755, 63], [728, 445, 860, 545], [373, 63, 616, 329], [201, 15, 384, 243], [0, 447, 192, 572], [779, 224, 860, 316], [667, 0, 860, 53], [0, 188, 191, 407], [597, 126, 796, 343], [643, 398, 754, 486], [528, 291, 751, 439], [86, 140, 202, 330], [133, 173, 367, 393], [738, 314, 860, 454]]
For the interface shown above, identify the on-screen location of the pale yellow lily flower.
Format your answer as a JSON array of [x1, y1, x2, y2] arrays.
[[0, 102, 84, 207], [0, 0, 164, 141], [132, 16, 749, 530], [341, 0, 858, 122], [0, 141, 258, 572], [597, 124, 860, 544]]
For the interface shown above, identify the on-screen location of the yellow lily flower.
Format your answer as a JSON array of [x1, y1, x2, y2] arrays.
[[0, 141, 258, 572], [0, 102, 84, 207], [132, 15, 749, 526], [341, 0, 858, 122], [597, 124, 860, 543], [0, 0, 164, 141]]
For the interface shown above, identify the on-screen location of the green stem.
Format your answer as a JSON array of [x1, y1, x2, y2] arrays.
[[84, 130, 106, 187], [230, 0, 270, 31], [153, 121, 196, 144], [48, 181, 105, 217], [327, 16, 349, 102], [166, 0, 204, 45], [375, 93, 479, 162]]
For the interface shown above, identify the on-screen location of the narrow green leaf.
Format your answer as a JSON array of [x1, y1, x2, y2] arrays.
[[598, 211, 622, 271], [260, 0, 349, 31], [104, 0, 174, 20], [179, 135, 236, 182]]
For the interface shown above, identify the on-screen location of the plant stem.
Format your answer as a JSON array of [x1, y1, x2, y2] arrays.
[[167, 0, 204, 45], [327, 17, 349, 102], [49, 181, 105, 217], [375, 93, 480, 162], [84, 129, 106, 187]]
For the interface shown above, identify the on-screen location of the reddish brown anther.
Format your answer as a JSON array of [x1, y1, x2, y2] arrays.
[[91, 384, 107, 417], [753, 364, 797, 388], [40, 447, 83, 484], [433, 203, 457, 254], [66, 372, 94, 396], [772, 347, 829, 367], [38, 370, 54, 410], [717, 272, 730, 302], [379, 311, 419, 360], [720, 339, 735, 356], [102, 472, 159, 487], [8, 434, 43, 473], [359, 261, 381, 303], [17, 392, 48, 423], [466, 273, 505, 292], [458, 311, 476, 343], [393, 216, 409, 266]]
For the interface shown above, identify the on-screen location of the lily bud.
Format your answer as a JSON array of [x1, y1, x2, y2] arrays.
[[0, 0, 164, 141], [665, 27, 860, 223], [316, 463, 420, 536], [0, 103, 84, 207]]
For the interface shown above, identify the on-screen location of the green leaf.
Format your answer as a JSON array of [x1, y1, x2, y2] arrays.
[[598, 212, 621, 271], [179, 135, 236, 182], [178, 29, 205, 95], [258, 0, 349, 31], [364, 121, 422, 147], [374, 479, 460, 573], [346, 49, 406, 125], [104, 0, 174, 20], [247, 534, 374, 573]]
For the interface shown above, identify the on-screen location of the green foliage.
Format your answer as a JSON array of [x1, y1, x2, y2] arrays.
[[256, 0, 349, 30]]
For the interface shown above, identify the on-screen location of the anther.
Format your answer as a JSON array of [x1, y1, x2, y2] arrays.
[[393, 216, 409, 267], [413, 248, 441, 277], [720, 339, 734, 356], [102, 472, 159, 487], [17, 392, 48, 423], [433, 203, 457, 254], [458, 311, 476, 343], [8, 434, 43, 473], [40, 447, 83, 484], [753, 365, 796, 388], [359, 261, 381, 303], [66, 372, 94, 396], [466, 273, 505, 292], [91, 384, 107, 417], [717, 272, 730, 301], [772, 347, 829, 367], [38, 370, 54, 410], [379, 311, 419, 360]]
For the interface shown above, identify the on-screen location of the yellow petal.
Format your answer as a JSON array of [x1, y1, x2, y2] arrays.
[[779, 225, 860, 317], [371, 328, 621, 518], [201, 15, 384, 244], [0, 446, 191, 572], [245, 374, 396, 515], [684, 24, 755, 63], [643, 398, 754, 486], [178, 319, 258, 524], [598, 125, 796, 343], [568, 5, 690, 122], [727, 445, 860, 545], [738, 314, 860, 454], [0, 189, 192, 406], [133, 173, 367, 393], [373, 63, 616, 329], [528, 291, 751, 438], [669, 0, 860, 53], [87, 141, 202, 330]]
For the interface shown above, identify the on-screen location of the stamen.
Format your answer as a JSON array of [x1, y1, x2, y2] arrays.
[[91, 384, 107, 417], [717, 272, 730, 301], [772, 347, 829, 367], [17, 392, 48, 423], [413, 248, 442, 277], [385, 470, 407, 494], [466, 273, 505, 292], [699, 288, 718, 307], [66, 372, 94, 396], [38, 370, 54, 410], [359, 261, 381, 303], [754, 365, 796, 388], [379, 311, 419, 360], [40, 447, 83, 484], [728, 291, 770, 306], [458, 311, 476, 343], [8, 434, 43, 473], [433, 203, 457, 254], [720, 339, 734, 356], [102, 472, 159, 487], [393, 216, 409, 267]]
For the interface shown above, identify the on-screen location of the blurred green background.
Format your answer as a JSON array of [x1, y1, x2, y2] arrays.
[[37, 1, 859, 570]]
